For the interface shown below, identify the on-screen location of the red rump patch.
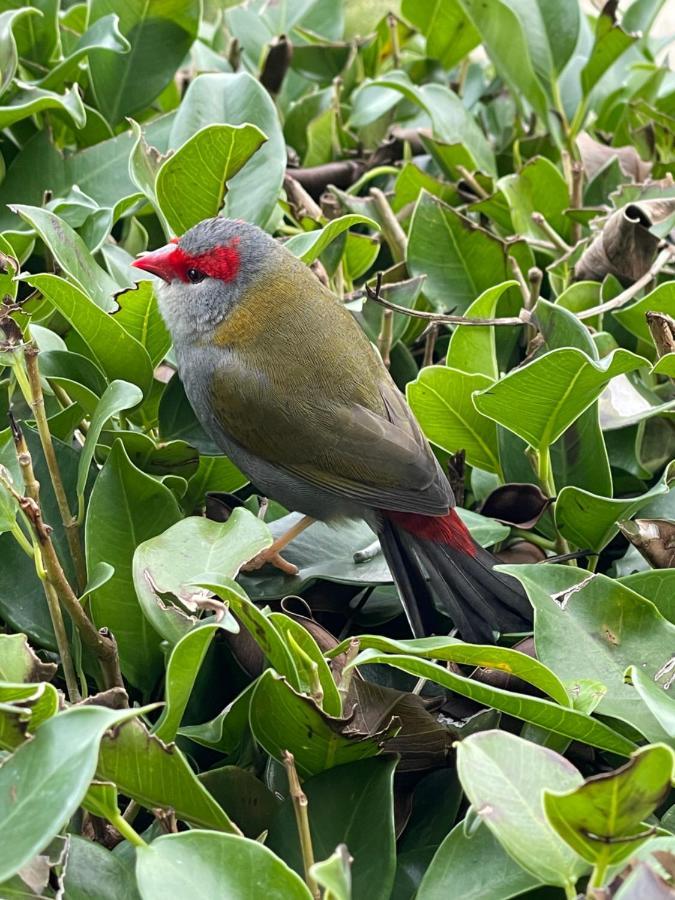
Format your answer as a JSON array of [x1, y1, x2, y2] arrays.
[[387, 509, 477, 556], [167, 240, 240, 283]]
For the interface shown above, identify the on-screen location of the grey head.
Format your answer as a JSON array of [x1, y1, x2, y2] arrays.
[[132, 217, 282, 346]]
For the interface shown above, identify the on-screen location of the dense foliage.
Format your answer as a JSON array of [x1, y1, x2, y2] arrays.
[[0, 0, 674, 897]]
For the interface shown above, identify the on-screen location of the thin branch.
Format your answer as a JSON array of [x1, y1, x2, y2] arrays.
[[526, 267, 543, 312], [365, 276, 529, 327], [283, 752, 320, 900], [422, 322, 439, 367], [570, 161, 584, 245], [23, 342, 87, 591], [457, 165, 489, 199], [531, 212, 571, 254], [369, 187, 407, 262], [377, 309, 394, 368], [508, 256, 530, 306], [577, 245, 674, 320]]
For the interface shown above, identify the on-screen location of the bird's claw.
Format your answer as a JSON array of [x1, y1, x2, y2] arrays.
[[242, 549, 299, 576]]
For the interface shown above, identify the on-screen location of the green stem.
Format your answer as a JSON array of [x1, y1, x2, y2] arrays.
[[564, 881, 578, 900], [347, 165, 399, 195], [10, 520, 34, 558], [588, 849, 610, 895], [110, 812, 148, 848], [509, 529, 557, 552]]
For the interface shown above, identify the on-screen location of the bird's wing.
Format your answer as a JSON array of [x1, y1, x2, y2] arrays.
[[211, 366, 452, 515]]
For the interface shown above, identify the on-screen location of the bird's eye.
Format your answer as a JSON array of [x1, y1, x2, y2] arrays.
[[186, 268, 206, 284]]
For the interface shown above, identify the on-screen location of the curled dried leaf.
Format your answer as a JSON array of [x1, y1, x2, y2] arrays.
[[618, 518, 675, 568], [574, 204, 661, 284], [479, 482, 552, 529], [577, 132, 652, 182]]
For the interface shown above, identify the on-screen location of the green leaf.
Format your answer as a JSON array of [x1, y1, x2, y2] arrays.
[[152, 623, 223, 743], [505, 564, 675, 743], [555, 461, 675, 552], [499, 156, 571, 242], [88, 0, 201, 124], [249, 669, 397, 777], [473, 347, 647, 451], [76, 380, 143, 518], [169, 73, 286, 226], [269, 758, 397, 900], [97, 718, 238, 832], [156, 123, 267, 235], [407, 367, 501, 474], [333, 635, 570, 706], [458, 0, 550, 124], [182, 454, 247, 513], [0, 682, 60, 751], [63, 835, 140, 900], [0, 633, 56, 684], [618, 571, 675, 625], [455, 730, 588, 888], [0, 84, 86, 129], [625, 666, 675, 744], [401, 0, 479, 68], [198, 766, 279, 839], [85, 441, 182, 688], [544, 743, 674, 869], [407, 192, 514, 313], [132, 510, 271, 644], [112, 281, 171, 368], [614, 282, 675, 344], [0, 705, 141, 882], [310, 847, 352, 900], [446, 281, 520, 380], [417, 818, 542, 900], [284, 215, 379, 265], [135, 831, 312, 900], [0, 8, 41, 97], [27, 275, 153, 398], [12, 206, 119, 310], [350, 650, 636, 755], [581, 3, 638, 97], [37, 14, 130, 92]]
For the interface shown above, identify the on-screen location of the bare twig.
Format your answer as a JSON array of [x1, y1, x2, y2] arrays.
[[377, 309, 394, 368], [23, 343, 86, 591], [422, 322, 439, 367], [366, 275, 529, 326], [570, 161, 584, 245], [577, 245, 674, 320], [387, 13, 400, 66], [457, 165, 488, 199], [5, 420, 123, 691], [531, 212, 571, 254], [283, 752, 320, 900], [508, 255, 531, 306], [336, 637, 360, 708], [283, 173, 323, 222], [527, 267, 543, 312], [369, 187, 407, 262]]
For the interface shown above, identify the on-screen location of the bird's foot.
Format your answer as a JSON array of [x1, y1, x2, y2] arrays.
[[242, 548, 299, 575]]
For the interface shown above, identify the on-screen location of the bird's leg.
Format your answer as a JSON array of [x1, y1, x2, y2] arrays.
[[242, 515, 315, 575]]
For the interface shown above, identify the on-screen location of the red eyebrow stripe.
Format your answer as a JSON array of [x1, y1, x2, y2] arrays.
[[169, 240, 240, 283]]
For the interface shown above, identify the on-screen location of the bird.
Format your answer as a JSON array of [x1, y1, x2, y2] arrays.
[[132, 217, 532, 644]]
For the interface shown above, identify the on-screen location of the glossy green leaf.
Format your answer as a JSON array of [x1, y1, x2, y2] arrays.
[[132, 510, 270, 644], [0, 633, 56, 684], [97, 717, 238, 832], [0, 8, 41, 97], [86, 441, 182, 688], [310, 846, 352, 900], [63, 835, 140, 900], [22, 274, 153, 394], [581, 4, 638, 97], [505, 564, 675, 743], [473, 347, 647, 451], [88, 0, 201, 124], [0, 705, 141, 882], [544, 743, 674, 868], [446, 281, 520, 380], [76, 380, 143, 517], [269, 758, 397, 900], [407, 366, 501, 474], [333, 634, 570, 706], [169, 73, 286, 226], [285, 214, 379, 264], [249, 669, 397, 777], [156, 123, 267, 235], [418, 818, 541, 900], [13, 206, 119, 310], [350, 650, 635, 755], [0, 84, 85, 129], [614, 282, 675, 344], [407, 192, 514, 313], [37, 14, 130, 92], [401, 0, 479, 68], [625, 666, 675, 744], [499, 156, 571, 242], [456, 730, 588, 888], [135, 831, 312, 900], [112, 281, 171, 368]]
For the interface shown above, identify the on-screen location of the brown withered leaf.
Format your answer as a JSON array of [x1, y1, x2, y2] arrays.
[[479, 482, 552, 529], [577, 132, 652, 183], [574, 204, 661, 284], [647, 311, 675, 359], [618, 518, 675, 568]]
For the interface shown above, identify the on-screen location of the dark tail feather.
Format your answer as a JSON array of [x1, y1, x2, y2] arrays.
[[378, 512, 532, 644]]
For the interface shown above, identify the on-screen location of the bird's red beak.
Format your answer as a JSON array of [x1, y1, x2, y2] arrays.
[[131, 244, 180, 283]]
